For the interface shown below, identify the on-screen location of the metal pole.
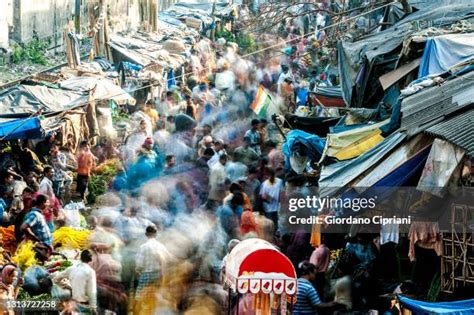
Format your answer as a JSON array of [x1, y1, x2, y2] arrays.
[[75, 0, 81, 34], [236, 293, 239, 315], [228, 288, 232, 315], [289, 296, 293, 314]]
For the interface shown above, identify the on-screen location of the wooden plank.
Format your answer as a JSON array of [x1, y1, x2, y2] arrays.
[[379, 58, 421, 90]]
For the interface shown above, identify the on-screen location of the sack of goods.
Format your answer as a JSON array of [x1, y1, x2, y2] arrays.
[[162, 39, 186, 54]]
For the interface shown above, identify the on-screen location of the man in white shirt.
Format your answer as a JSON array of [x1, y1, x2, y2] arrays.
[[259, 168, 285, 232], [54, 250, 97, 314], [38, 166, 55, 201], [157, 91, 176, 118], [208, 154, 228, 208], [277, 64, 292, 95], [134, 225, 171, 313], [207, 139, 227, 168]]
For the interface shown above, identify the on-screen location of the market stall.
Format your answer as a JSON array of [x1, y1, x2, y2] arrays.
[[223, 238, 297, 315]]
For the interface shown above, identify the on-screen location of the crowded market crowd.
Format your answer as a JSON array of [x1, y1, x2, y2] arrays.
[[0, 29, 349, 314]]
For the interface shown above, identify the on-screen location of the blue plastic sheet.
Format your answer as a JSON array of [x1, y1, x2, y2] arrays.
[[282, 130, 326, 170], [399, 295, 474, 315], [0, 198, 6, 224], [295, 87, 309, 106], [168, 69, 177, 89], [0, 117, 43, 140], [418, 33, 474, 79]]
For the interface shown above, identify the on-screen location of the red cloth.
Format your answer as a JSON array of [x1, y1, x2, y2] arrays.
[[240, 210, 258, 235], [22, 192, 39, 212]]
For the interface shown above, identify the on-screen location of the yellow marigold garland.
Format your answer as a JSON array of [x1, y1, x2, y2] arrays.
[[53, 227, 92, 250], [12, 241, 39, 270]]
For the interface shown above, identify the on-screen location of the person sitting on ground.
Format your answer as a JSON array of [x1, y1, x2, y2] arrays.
[[2, 170, 27, 218], [14, 186, 39, 242], [34, 134, 56, 164], [53, 249, 97, 314], [0, 264, 23, 314], [11, 141, 43, 178], [0, 171, 17, 211]]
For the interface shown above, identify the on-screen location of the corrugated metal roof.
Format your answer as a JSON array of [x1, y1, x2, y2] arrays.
[[425, 109, 474, 156], [400, 70, 474, 137]]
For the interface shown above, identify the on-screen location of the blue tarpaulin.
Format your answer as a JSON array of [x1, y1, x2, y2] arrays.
[[344, 145, 432, 204], [399, 295, 474, 315], [0, 117, 43, 140], [168, 69, 177, 89], [373, 145, 431, 188], [282, 130, 326, 171], [418, 33, 474, 79]]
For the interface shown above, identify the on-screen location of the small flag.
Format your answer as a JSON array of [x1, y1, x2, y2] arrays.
[[250, 85, 272, 117]]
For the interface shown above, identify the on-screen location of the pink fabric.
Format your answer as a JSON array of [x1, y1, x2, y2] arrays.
[[408, 221, 443, 262], [268, 149, 284, 171], [310, 244, 330, 273], [0, 265, 16, 290]]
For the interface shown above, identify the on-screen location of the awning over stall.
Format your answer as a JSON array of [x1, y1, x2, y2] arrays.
[[418, 33, 474, 78], [224, 238, 297, 296], [0, 85, 86, 117], [354, 134, 432, 191], [60, 77, 136, 105], [319, 132, 406, 197]]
